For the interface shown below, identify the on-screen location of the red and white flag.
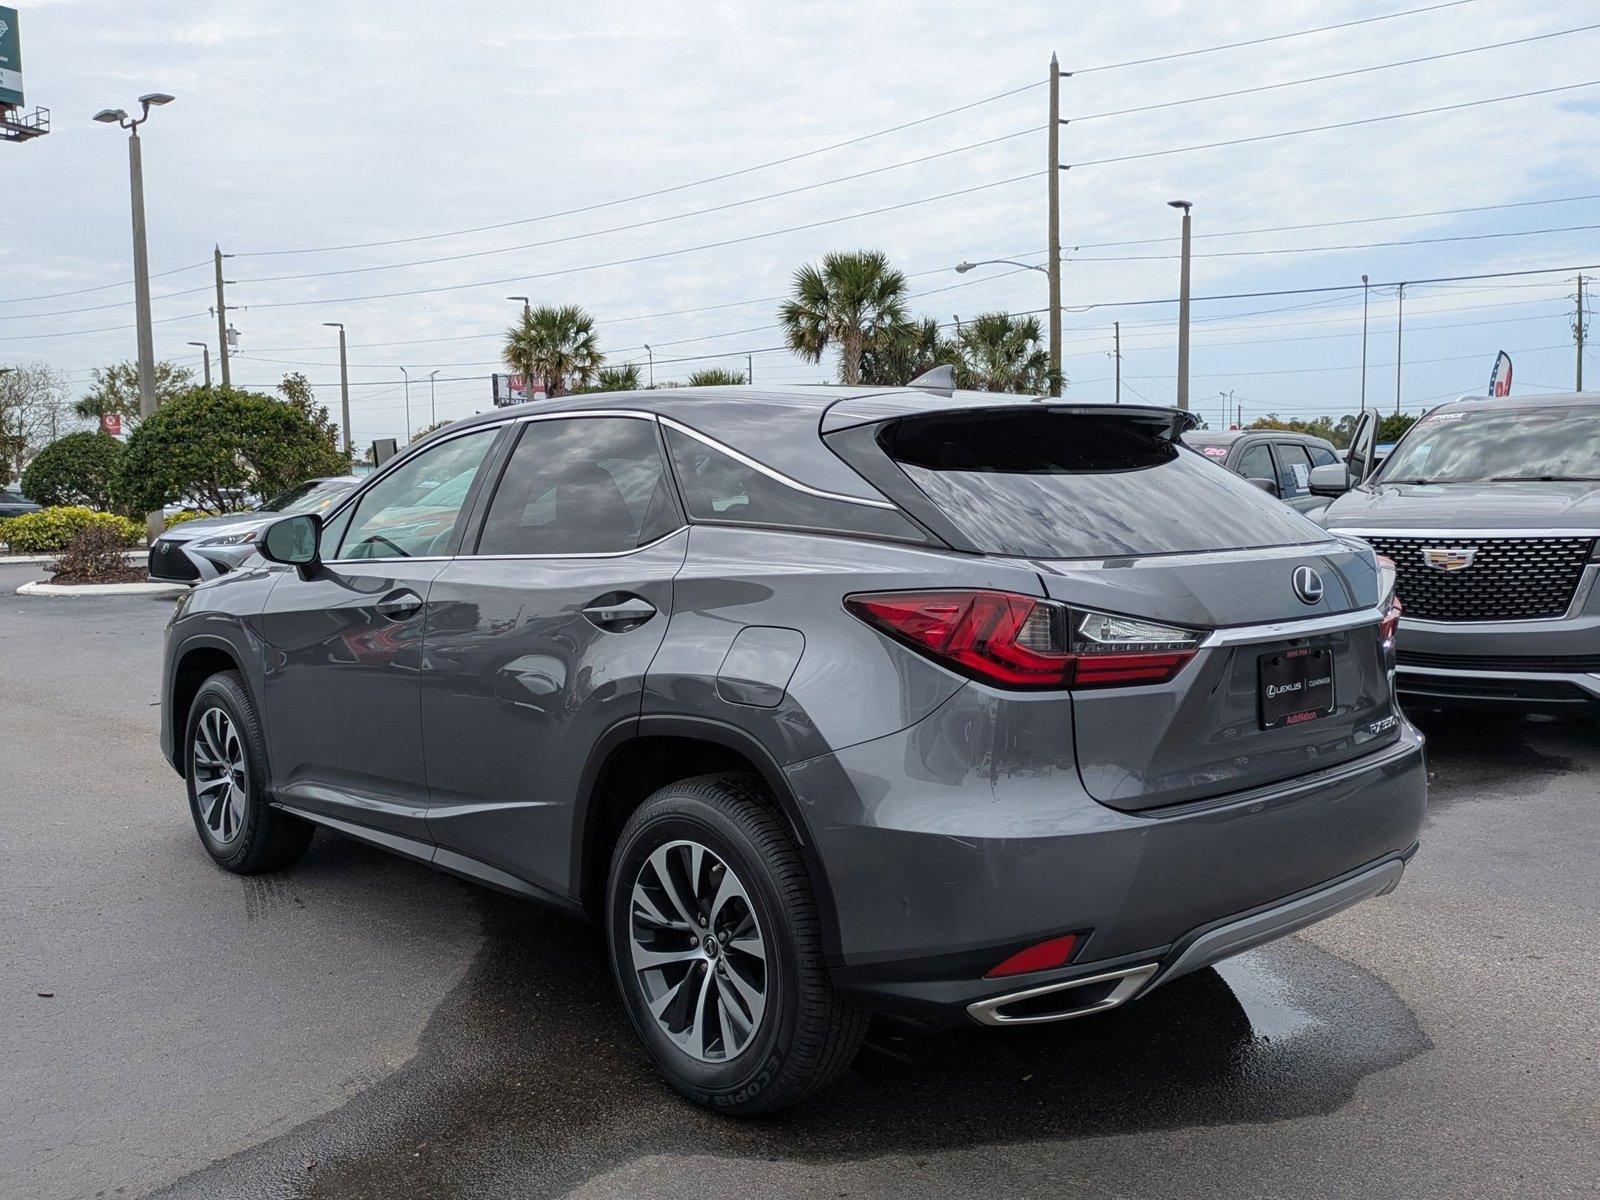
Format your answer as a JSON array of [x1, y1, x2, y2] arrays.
[[1487, 350, 1512, 397]]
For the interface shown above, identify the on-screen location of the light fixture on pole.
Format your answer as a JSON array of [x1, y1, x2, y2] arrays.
[[643, 344, 654, 389], [94, 91, 174, 545], [1168, 200, 1193, 411], [428, 369, 439, 426], [322, 322, 353, 458], [507, 295, 530, 316], [186, 341, 211, 387], [399, 366, 412, 440]]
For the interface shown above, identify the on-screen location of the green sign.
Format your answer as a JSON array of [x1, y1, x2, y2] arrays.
[[0, 6, 23, 108]]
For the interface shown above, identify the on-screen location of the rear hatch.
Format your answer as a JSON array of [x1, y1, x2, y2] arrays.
[[825, 401, 1402, 812]]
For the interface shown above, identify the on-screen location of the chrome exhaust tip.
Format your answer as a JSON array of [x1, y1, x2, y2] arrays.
[[966, 962, 1159, 1027]]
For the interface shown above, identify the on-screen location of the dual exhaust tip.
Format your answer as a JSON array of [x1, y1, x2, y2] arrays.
[[967, 962, 1159, 1027]]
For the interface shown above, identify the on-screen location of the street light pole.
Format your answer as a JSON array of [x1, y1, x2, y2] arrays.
[[186, 341, 211, 387], [322, 323, 352, 458], [1359, 274, 1370, 414], [1114, 321, 1121, 404], [95, 92, 173, 544], [1394, 283, 1406, 418], [644, 344, 654, 389], [428, 369, 439, 426], [1047, 51, 1064, 397], [1169, 200, 1193, 410], [399, 367, 412, 440]]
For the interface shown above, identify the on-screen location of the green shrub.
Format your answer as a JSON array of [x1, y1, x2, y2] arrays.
[[0, 506, 144, 553], [21, 431, 125, 511], [162, 509, 215, 530]]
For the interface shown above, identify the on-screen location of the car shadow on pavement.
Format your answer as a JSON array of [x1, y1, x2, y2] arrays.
[[159, 848, 1431, 1200]]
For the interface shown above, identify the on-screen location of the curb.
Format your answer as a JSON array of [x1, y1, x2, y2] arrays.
[[16, 579, 187, 598], [0, 550, 145, 566]]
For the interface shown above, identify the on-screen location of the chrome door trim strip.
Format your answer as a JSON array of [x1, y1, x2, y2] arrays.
[[1200, 603, 1385, 647]]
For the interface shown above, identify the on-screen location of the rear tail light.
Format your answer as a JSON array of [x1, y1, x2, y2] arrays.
[[1376, 554, 1402, 643], [845, 590, 1199, 690]]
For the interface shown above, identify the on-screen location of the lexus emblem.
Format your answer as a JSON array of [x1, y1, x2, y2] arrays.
[[1292, 565, 1324, 605], [1422, 546, 1476, 572]]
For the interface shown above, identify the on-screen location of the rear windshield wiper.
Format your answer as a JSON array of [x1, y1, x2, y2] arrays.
[[1488, 474, 1600, 482]]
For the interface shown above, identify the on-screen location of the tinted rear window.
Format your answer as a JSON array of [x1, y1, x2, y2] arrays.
[[880, 409, 1326, 558]]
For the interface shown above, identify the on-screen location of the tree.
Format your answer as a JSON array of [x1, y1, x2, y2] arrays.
[[950, 312, 1058, 394], [72, 360, 193, 429], [859, 317, 953, 386], [409, 419, 453, 443], [779, 250, 909, 386], [684, 367, 747, 387], [113, 385, 348, 515], [21, 431, 124, 510], [579, 364, 643, 393], [278, 371, 346, 462], [1378, 412, 1417, 442], [0, 361, 73, 482], [502, 305, 603, 399]]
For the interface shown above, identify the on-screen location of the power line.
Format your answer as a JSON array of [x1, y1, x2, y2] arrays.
[[0, 310, 212, 343], [0, 260, 212, 307], [0, 282, 214, 323], [1069, 0, 1476, 74], [1066, 22, 1599, 122], [1067, 221, 1600, 263], [1070, 80, 1600, 169]]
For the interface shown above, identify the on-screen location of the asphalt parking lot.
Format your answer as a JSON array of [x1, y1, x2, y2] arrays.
[[3, 560, 1596, 1200]]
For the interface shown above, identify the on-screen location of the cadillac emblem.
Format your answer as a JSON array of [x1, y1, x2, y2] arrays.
[[1421, 547, 1477, 572]]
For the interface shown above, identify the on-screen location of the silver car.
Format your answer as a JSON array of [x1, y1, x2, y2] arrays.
[[148, 476, 361, 584], [1316, 394, 1600, 712]]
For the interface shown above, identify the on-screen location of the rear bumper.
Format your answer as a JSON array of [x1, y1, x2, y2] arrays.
[[793, 696, 1427, 1027]]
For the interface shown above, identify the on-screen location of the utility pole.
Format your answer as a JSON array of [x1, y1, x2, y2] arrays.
[[323, 323, 352, 457], [1047, 52, 1063, 397], [747, 354, 753, 385], [399, 367, 412, 440], [187, 341, 211, 387], [213, 246, 231, 387], [644, 344, 654, 388], [94, 93, 172, 545], [1169, 200, 1193, 410], [1394, 283, 1406, 417], [1359, 274, 1369, 414], [1577, 273, 1586, 391], [1113, 321, 1121, 403]]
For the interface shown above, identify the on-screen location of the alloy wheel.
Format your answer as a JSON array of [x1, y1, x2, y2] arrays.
[[628, 839, 768, 1063], [192, 706, 247, 845]]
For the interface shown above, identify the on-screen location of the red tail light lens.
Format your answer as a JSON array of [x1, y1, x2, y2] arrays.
[[985, 932, 1083, 978], [1376, 554, 1402, 642], [845, 590, 1199, 690]]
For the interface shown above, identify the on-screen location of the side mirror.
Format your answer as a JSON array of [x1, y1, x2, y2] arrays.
[[1246, 476, 1280, 498], [1309, 463, 1351, 496], [258, 513, 321, 577]]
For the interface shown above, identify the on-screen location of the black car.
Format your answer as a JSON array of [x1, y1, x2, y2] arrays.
[[0, 487, 43, 519], [1183, 430, 1342, 514]]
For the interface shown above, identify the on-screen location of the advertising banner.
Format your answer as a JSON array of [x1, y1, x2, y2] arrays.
[[1487, 350, 1512, 397], [0, 7, 24, 108]]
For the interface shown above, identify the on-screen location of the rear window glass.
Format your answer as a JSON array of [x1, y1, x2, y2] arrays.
[[879, 409, 1326, 559]]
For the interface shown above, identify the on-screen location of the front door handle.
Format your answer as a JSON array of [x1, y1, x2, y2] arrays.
[[582, 595, 657, 630], [375, 589, 423, 621]]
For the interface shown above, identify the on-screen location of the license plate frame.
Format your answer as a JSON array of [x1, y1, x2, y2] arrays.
[[1258, 645, 1336, 729]]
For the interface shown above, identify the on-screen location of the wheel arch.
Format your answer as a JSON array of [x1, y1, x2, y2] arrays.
[[168, 636, 249, 780], [572, 715, 844, 964]]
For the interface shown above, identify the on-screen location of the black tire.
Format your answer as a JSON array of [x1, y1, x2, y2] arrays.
[[605, 773, 867, 1115], [183, 670, 313, 874]]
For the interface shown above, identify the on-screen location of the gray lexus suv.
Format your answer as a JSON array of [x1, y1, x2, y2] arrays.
[[1316, 393, 1600, 712], [159, 384, 1425, 1113]]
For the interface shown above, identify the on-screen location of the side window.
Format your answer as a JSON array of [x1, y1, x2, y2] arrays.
[[1308, 445, 1338, 468], [1234, 442, 1276, 484], [1275, 443, 1314, 497], [663, 426, 925, 542], [474, 417, 679, 556], [337, 429, 499, 560]]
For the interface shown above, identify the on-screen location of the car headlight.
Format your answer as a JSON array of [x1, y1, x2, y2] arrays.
[[195, 530, 259, 547]]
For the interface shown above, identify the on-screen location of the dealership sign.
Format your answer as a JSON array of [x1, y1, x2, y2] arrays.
[[491, 372, 547, 406], [0, 7, 24, 108]]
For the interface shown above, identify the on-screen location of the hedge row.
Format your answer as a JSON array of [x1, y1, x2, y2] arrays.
[[0, 506, 146, 554]]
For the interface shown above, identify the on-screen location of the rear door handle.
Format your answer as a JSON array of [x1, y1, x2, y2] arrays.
[[582, 595, 657, 630], [375, 590, 423, 621]]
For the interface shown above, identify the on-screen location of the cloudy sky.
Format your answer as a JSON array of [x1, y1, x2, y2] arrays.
[[4, 0, 1599, 445]]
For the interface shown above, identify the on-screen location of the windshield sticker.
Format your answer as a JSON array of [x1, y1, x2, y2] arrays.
[[1422, 411, 1466, 423], [1201, 446, 1229, 458], [1291, 462, 1310, 488]]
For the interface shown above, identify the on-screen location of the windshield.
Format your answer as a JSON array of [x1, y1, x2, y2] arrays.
[[1377, 406, 1600, 483], [260, 479, 353, 515]]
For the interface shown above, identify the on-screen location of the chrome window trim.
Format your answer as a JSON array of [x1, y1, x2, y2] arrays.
[[450, 527, 688, 563], [1200, 603, 1385, 648], [657, 414, 899, 511]]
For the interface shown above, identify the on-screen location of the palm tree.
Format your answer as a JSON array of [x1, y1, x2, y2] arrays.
[[684, 367, 746, 386], [582, 364, 643, 393], [951, 312, 1059, 394], [779, 251, 909, 386], [502, 304, 603, 399], [859, 317, 953, 386]]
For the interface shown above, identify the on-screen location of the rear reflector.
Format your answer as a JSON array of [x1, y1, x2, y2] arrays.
[[846, 589, 1198, 690], [985, 932, 1082, 978]]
